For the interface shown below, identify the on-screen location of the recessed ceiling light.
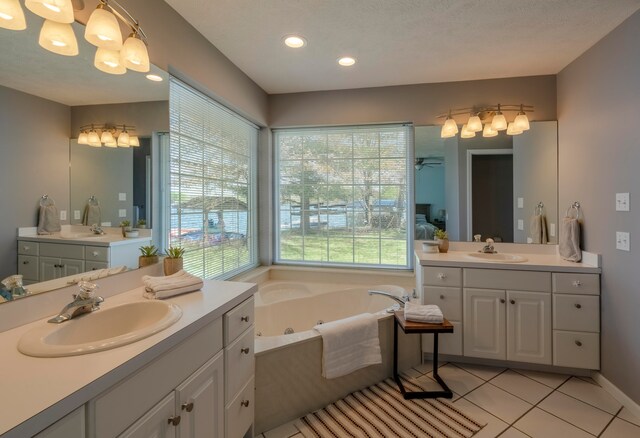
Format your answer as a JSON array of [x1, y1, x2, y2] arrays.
[[283, 35, 306, 48], [338, 56, 356, 67], [146, 74, 163, 82]]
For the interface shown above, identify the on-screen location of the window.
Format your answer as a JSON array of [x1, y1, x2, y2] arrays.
[[168, 77, 258, 279], [275, 125, 412, 269]]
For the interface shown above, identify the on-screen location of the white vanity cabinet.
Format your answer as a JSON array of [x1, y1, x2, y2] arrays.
[[421, 266, 463, 355], [33, 406, 85, 438]]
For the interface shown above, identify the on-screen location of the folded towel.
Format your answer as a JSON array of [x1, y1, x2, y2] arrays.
[[142, 270, 204, 299], [404, 302, 444, 324], [313, 313, 381, 379], [82, 204, 102, 226], [529, 214, 548, 244], [559, 217, 582, 262], [37, 205, 61, 235]]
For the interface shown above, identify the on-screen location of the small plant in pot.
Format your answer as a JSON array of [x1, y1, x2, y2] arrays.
[[435, 228, 449, 253], [164, 246, 185, 276], [137, 219, 146, 229], [119, 220, 131, 237], [139, 245, 159, 268]]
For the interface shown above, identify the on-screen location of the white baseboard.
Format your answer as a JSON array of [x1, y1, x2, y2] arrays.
[[592, 372, 640, 419]]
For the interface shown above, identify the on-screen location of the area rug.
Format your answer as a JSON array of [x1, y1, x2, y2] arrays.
[[296, 375, 486, 438]]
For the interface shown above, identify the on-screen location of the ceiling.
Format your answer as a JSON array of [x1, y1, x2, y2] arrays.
[[165, 0, 640, 94], [0, 12, 168, 106]]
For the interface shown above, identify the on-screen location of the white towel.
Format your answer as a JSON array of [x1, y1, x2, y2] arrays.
[[529, 214, 548, 244], [37, 204, 61, 235], [559, 217, 582, 262], [82, 204, 102, 226], [404, 302, 444, 324], [142, 270, 203, 299], [313, 313, 381, 379]]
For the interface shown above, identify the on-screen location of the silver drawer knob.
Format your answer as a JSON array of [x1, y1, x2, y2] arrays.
[[572, 280, 582, 287], [23, 246, 30, 251], [575, 340, 583, 347], [575, 303, 582, 309], [182, 402, 194, 412], [23, 260, 29, 265], [500, 298, 506, 304], [241, 315, 250, 322], [168, 416, 181, 426], [510, 299, 516, 305], [437, 273, 447, 280], [241, 347, 250, 354], [241, 400, 250, 407], [92, 251, 99, 256]]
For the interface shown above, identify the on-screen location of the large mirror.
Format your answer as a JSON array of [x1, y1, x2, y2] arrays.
[[415, 122, 558, 244], [0, 12, 168, 303]]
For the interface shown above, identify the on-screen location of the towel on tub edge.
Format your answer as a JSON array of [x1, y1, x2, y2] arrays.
[[313, 313, 381, 379]]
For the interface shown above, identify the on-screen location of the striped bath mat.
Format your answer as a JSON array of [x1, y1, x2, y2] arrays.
[[296, 376, 485, 438]]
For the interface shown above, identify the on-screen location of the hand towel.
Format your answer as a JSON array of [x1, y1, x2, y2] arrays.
[[529, 214, 548, 244], [142, 270, 204, 299], [404, 302, 444, 324], [37, 204, 61, 235], [313, 313, 381, 379], [82, 204, 102, 226], [559, 217, 582, 262]]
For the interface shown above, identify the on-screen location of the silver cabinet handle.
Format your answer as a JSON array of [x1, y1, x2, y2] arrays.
[[572, 280, 582, 287], [241, 315, 250, 322], [168, 416, 181, 426], [23, 246, 30, 251], [182, 402, 194, 412], [437, 273, 447, 280], [23, 260, 29, 265], [92, 251, 99, 256], [241, 347, 250, 354], [241, 400, 250, 407], [575, 303, 582, 309], [575, 340, 583, 347]]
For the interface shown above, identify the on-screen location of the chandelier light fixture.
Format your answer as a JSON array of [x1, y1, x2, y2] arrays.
[[437, 104, 534, 139], [77, 124, 139, 148]]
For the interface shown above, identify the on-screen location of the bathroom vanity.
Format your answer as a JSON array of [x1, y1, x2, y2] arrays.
[[0, 276, 256, 438], [416, 246, 601, 371]]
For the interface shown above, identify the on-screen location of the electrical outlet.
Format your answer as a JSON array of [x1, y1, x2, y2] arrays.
[[102, 221, 111, 227], [517, 219, 524, 230], [517, 197, 524, 209], [616, 231, 630, 251], [59, 210, 66, 220], [119, 209, 126, 218], [74, 210, 81, 220], [549, 223, 556, 237], [616, 193, 630, 211], [119, 192, 126, 201]]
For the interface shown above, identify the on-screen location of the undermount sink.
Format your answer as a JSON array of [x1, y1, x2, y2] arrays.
[[465, 252, 528, 263], [18, 301, 182, 357]]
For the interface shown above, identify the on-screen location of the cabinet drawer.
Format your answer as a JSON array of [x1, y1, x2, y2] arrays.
[[464, 269, 550, 292], [422, 320, 462, 356], [39, 242, 84, 259], [553, 273, 600, 295], [225, 297, 254, 345], [86, 261, 109, 271], [553, 331, 599, 369], [18, 241, 38, 256], [422, 267, 462, 287], [226, 325, 255, 401], [18, 255, 39, 281], [423, 286, 462, 320], [35, 406, 85, 438], [226, 377, 254, 438], [553, 294, 600, 332], [85, 245, 110, 262]]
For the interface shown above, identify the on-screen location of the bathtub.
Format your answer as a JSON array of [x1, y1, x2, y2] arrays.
[[234, 266, 421, 433]]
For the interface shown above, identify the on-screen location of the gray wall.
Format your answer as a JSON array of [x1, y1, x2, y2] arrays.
[[0, 86, 70, 279], [558, 10, 640, 403]]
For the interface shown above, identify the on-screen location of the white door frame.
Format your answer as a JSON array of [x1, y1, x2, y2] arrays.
[[466, 148, 513, 241]]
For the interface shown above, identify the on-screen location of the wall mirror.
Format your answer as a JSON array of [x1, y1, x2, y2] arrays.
[[414, 122, 558, 244], [0, 12, 168, 303]]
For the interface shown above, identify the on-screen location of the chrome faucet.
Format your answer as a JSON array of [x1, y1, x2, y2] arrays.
[[48, 281, 104, 323], [368, 289, 410, 308], [90, 224, 105, 235], [480, 238, 497, 254]]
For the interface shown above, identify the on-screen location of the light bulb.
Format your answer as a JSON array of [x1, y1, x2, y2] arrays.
[[440, 117, 458, 138], [77, 131, 88, 145], [0, 0, 26, 30], [25, 0, 73, 23], [87, 130, 101, 147], [482, 123, 498, 138], [94, 47, 126, 74], [85, 5, 122, 50], [506, 122, 523, 135], [514, 112, 530, 131], [467, 115, 483, 132], [100, 130, 114, 144], [39, 20, 78, 56], [491, 112, 507, 131], [460, 124, 475, 139], [120, 34, 150, 72], [129, 136, 139, 147], [117, 130, 130, 147], [104, 139, 117, 148]]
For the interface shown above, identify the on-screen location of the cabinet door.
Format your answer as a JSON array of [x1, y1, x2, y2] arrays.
[[40, 257, 60, 281], [176, 351, 224, 438], [34, 406, 85, 438], [463, 288, 506, 360], [118, 392, 177, 438], [60, 259, 85, 277], [507, 291, 552, 364]]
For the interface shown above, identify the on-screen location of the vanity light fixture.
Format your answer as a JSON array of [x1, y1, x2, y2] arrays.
[[39, 19, 78, 56], [100, 130, 114, 144], [0, 0, 26, 30], [25, 0, 74, 24], [437, 104, 534, 138], [85, 2, 122, 50], [94, 47, 126, 74], [77, 131, 88, 145], [338, 56, 356, 67], [77, 124, 139, 148], [283, 35, 306, 48], [87, 128, 101, 147], [117, 126, 130, 147]]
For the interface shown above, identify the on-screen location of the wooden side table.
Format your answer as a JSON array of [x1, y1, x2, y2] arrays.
[[393, 311, 454, 400]]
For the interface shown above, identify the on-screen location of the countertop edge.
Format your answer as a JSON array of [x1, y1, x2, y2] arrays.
[[417, 259, 601, 273]]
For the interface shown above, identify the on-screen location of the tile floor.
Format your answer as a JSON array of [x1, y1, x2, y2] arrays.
[[258, 361, 640, 438]]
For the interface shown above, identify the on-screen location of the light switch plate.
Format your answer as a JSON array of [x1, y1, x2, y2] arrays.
[[616, 192, 629, 211], [517, 197, 524, 209], [616, 231, 630, 251], [549, 223, 556, 237], [517, 219, 524, 230], [74, 210, 81, 220], [119, 192, 126, 201], [59, 210, 67, 220], [119, 209, 126, 218]]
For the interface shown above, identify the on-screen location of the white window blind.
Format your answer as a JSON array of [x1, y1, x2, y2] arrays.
[[169, 77, 258, 279], [275, 124, 412, 269]]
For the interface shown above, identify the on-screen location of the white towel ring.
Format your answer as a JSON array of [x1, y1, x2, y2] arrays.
[[566, 202, 581, 219], [534, 202, 544, 215], [39, 195, 55, 207]]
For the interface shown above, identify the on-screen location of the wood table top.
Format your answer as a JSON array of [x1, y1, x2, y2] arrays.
[[394, 311, 454, 334]]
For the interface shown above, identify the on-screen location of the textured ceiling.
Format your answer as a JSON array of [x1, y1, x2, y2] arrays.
[[0, 13, 168, 106], [165, 0, 640, 94]]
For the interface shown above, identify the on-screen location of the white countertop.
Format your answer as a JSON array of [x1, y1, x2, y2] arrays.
[[0, 280, 257, 437], [416, 250, 601, 273], [17, 232, 151, 247]]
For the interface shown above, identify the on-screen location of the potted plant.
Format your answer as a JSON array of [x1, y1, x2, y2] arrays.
[[164, 246, 185, 276], [119, 220, 131, 237], [139, 245, 159, 267], [137, 219, 146, 229], [435, 228, 449, 253]]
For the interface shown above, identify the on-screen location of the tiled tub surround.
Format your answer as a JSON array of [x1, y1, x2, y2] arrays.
[[234, 266, 421, 434], [0, 269, 257, 437]]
